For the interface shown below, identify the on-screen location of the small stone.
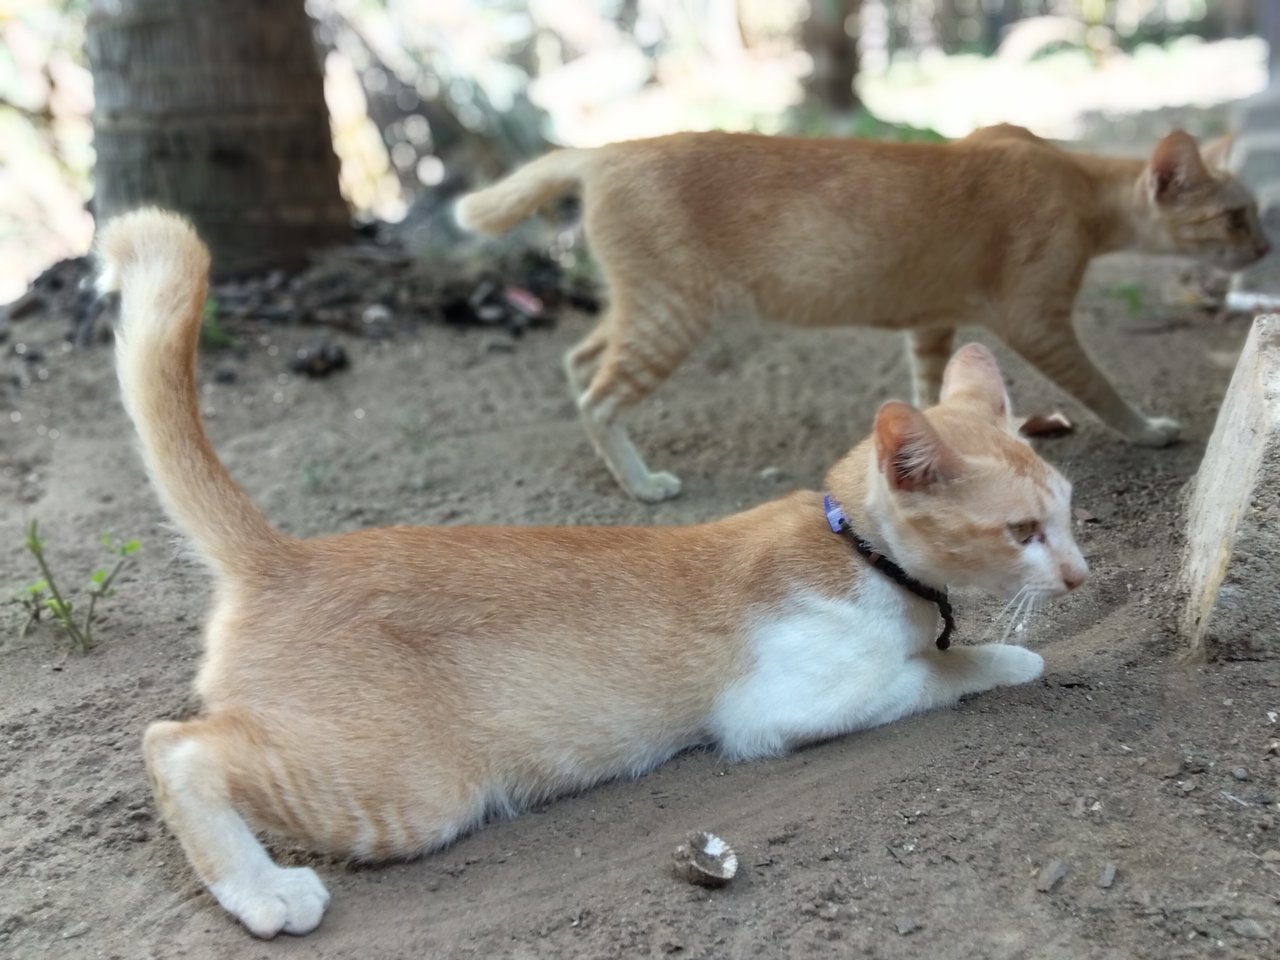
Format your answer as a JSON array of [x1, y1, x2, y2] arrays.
[[1020, 411, 1074, 438], [480, 335, 516, 354], [361, 304, 392, 325], [1098, 863, 1117, 889], [1229, 919, 1268, 940], [671, 831, 737, 887], [212, 365, 238, 384], [1261, 849, 1280, 863], [1178, 779, 1197, 794], [288, 340, 349, 379], [1036, 858, 1068, 893], [1233, 767, 1251, 782], [60, 923, 89, 939], [759, 466, 783, 481], [895, 915, 923, 936]]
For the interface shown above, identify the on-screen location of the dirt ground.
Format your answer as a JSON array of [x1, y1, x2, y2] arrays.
[[3, 220, 1280, 956]]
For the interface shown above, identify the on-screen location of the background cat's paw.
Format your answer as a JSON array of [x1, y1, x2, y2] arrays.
[[1129, 416, 1181, 447], [987, 645, 1044, 686], [211, 865, 330, 939], [631, 470, 683, 503]]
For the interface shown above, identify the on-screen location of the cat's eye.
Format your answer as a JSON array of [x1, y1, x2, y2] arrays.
[[1007, 519, 1042, 545], [1226, 208, 1250, 232]]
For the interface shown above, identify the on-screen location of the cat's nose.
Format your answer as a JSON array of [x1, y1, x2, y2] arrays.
[[1061, 564, 1087, 591], [1257, 238, 1272, 259]]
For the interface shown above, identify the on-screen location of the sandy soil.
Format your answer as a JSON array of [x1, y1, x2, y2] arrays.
[[2, 236, 1280, 958]]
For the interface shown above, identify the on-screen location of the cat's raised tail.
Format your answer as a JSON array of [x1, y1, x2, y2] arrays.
[[98, 209, 287, 576], [454, 148, 591, 236]]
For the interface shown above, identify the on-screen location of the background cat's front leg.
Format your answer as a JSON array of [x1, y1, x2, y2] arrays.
[[906, 327, 955, 407], [1004, 320, 1180, 446]]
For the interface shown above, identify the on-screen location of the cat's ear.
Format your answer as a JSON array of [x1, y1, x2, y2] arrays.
[[1199, 133, 1234, 171], [874, 401, 960, 492], [939, 343, 1010, 423], [1149, 130, 1210, 204]]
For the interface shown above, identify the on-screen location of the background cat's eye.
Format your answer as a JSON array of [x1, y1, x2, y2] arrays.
[[1008, 520, 1041, 545]]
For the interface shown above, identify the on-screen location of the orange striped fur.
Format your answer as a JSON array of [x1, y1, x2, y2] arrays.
[[456, 125, 1268, 501], [100, 209, 1086, 939]]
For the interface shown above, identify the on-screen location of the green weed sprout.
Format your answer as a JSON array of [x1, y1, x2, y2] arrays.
[[15, 520, 140, 653], [1108, 281, 1146, 315], [201, 295, 240, 350]]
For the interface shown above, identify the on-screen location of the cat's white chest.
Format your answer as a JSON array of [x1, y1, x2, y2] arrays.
[[709, 578, 938, 760]]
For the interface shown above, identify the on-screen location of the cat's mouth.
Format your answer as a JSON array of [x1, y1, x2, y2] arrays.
[[1219, 243, 1272, 270]]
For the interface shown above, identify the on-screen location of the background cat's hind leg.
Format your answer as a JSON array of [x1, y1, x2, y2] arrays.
[[907, 327, 955, 407], [1004, 320, 1180, 446], [577, 299, 709, 501], [144, 712, 330, 939], [564, 321, 610, 394]]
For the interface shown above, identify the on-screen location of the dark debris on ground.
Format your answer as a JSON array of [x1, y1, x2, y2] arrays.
[[0, 207, 601, 367]]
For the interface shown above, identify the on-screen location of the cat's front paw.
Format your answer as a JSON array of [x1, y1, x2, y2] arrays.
[[630, 470, 683, 503], [210, 864, 330, 939], [986, 645, 1045, 687], [1129, 416, 1181, 448]]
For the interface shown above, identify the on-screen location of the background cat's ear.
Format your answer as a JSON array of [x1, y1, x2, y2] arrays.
[[1149, 130, 1210, 203], [874, 401, 960, 492], [940, 343, 1011, 423], [1199, 133, 1234, 171]]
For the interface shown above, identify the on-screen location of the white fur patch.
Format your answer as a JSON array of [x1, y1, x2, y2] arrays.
[[709, 578, 1045, 761], [710, 579, 938, 760]]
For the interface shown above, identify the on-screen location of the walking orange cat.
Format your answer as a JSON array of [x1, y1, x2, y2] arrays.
[[101, 209, 1087, 938], [456, 125, 1269, 500]]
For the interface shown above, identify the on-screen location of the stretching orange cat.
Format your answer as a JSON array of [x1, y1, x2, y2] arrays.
[[456, 125, 1269, 501], [101, 210, 1086, 938]]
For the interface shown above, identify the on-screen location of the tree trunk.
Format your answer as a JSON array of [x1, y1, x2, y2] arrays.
[[86, 0, 350, 277], [801, 0, 862, 112]]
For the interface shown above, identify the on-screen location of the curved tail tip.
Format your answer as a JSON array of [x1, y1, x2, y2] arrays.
[[452, 194, 481, 234], [96, 208, 208, 296]]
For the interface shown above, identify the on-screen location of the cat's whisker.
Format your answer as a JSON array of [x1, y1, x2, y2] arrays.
[[1009, 589, 1051, 646], [1000, 590, 1031, 644], [982, 587, 1027, 643]]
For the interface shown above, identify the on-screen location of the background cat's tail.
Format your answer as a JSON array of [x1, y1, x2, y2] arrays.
[[99, 209, 288, 577], [453, 149, 591, 236]]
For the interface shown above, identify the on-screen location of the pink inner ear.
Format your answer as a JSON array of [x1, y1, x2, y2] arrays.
[[874, 402, 959, 491], [1150, 131, 1208, 200]]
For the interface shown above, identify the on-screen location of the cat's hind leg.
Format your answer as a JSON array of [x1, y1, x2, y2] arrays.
[[1004, 317, 1180, 446], [564, 320, 610, 394], [576, 297, 710, 502], [907, 327, 955, 407], [144, 712, 330, 939]]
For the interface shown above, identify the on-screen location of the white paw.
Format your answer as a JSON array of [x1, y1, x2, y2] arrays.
[[630, 470, 683, 503], [987, 645, 1045, 687], [210, 864, 330, 939], [1129, 416, 1181, 448]]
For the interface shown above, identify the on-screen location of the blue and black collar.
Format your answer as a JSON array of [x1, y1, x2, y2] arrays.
[[823, 494, 954, 651]]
